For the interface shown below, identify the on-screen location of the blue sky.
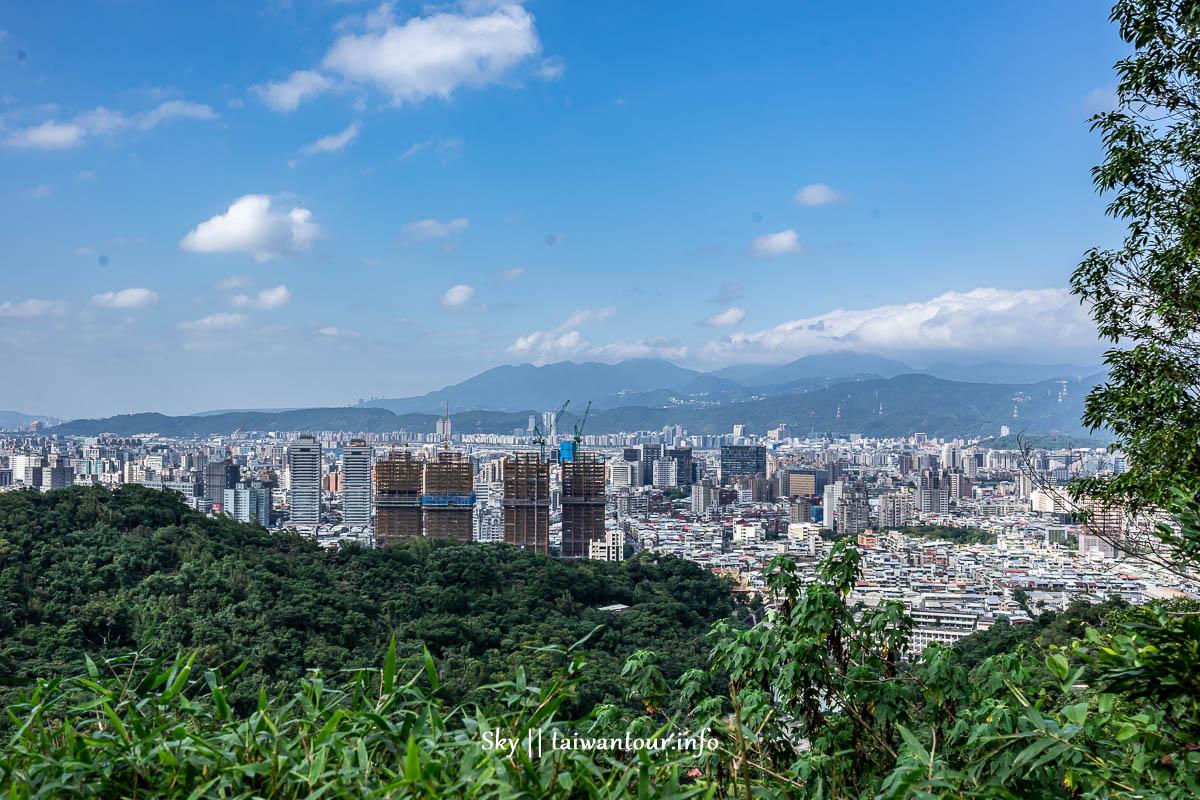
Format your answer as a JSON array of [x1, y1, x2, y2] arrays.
[[1, 1, 1127, 418]]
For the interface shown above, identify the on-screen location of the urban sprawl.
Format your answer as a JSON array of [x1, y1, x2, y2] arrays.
[[3, 414, 1188, 656]]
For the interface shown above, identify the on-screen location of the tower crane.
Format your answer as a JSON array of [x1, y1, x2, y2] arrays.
[[572, 400, 591, 444], [226, 419, 248, 466], [531, 400, 569, 460]]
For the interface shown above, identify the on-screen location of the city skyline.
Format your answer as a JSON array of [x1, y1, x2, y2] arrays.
[[2, 1, 1125, 418]]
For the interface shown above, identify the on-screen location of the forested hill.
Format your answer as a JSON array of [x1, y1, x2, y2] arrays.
[[0, 485, 734, 716]]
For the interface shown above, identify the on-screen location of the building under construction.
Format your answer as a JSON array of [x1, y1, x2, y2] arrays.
[[503, 453, 551, 554], [374, 450, 423, 546], [423, 450, 474, 542], [560, 449, 605, 558]]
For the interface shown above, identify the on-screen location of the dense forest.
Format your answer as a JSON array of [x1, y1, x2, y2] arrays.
[[0, 485, 735, 717]]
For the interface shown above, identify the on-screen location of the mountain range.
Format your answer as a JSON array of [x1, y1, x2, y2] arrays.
[[0, 410, 61, 431], [49, 355, 1109, 442], [352, 353, 1102, 415]]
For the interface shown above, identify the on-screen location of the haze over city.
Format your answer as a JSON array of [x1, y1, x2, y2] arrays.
[[1, 1, 1124, 419]]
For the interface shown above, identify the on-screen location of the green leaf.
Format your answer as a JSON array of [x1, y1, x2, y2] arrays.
[[423, 646, 438, 693], [382, 635, 397, 695], [1046, 653, 1069, 681], [1063, 702, 1088, 726], [404, 735, 420, 782]]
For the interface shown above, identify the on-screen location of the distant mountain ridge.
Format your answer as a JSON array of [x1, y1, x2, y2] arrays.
[[51, 372, 1108, 442], [0, 410, 61, 431], [357, 359, 704, 414], [353, 353, 1103, 415]]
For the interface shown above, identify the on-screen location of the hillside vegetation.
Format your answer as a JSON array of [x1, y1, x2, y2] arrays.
[[0, 485, 733, 718]]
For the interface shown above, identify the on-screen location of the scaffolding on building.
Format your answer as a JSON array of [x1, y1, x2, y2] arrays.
[[374, 450, 422, 546], [503, 453, 550, 554], [561, 450, 605, 558], [423, 451, 475, 542]]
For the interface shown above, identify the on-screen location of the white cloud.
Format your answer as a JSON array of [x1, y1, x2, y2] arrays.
[[4, 101, 217, 150], [181, 195, 320, 262], [439, 284, 475, 308], [256, 3, 542, 113], [750, 229, 805, 257], [695, 287, 1097, 364], [24, 184, 53, 199], [558, 306, 617, 329], [252, 70, 335, 112], [74, 246, 93, 256], [177, 312, 247, 331], [302, 120, 361, 154], [499, 267, 524, 281], [91, 288, 158, 309], [506, 306, 617, 362], [317, 325, 359, 337], [4, 121, 85, 149], [700, 306, 746, 327], [322, 3, 541, 106], [216, 275, 251, 289], [231, 284, 292, 310], [793, 183, 844, 207], [399, 135, 465, 161], [588, 337, 689, 363], [399, 139, 430, 159], [75, 170, 96, 181], [535, 56, 565, 80], [0, 298, 67, 318], [401, 217, 468, 242]]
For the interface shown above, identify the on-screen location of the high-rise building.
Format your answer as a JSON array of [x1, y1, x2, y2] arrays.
[[915, 469, 950, 514], [11, 454, 42, 486], [288, 435, 322, 526], [665, 447, 693, 486], [720, 445, 766, 483], [561, 451, 605, 558], [40, 465, 71, 491], [341, 439, 373, 527], [691, 479, 717, 513], [835, 481, 870, 535], [503, 453, 550, 553], [205, 460, 239, 503], [777, 468, 827, 498], [423, 451, 474, 542], [609, 460, 636, 487], [652, 458, 678, 488], [374, 450, 423, 545], [223, 481, 270, 526], [789, 496, 813, 524], [879, 492, 913, 528], [639, 444, 664, 485]]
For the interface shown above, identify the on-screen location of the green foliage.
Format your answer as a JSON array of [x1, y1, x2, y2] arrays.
[[954, 596, 1129, 670], [976, 433, 1111, 451], [4, 494, 1200, 798], [627, 539, 1200, 799], [1070, 0, 1200, 515], [0, 641, 724, 799], [899, 524, 998, 545], [0, 485, 734, 721]]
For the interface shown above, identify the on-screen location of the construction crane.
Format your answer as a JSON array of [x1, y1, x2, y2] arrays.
[[530, 400, 569, 460], [572, 400, 591, 444], [226, 419, 248, 465]]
